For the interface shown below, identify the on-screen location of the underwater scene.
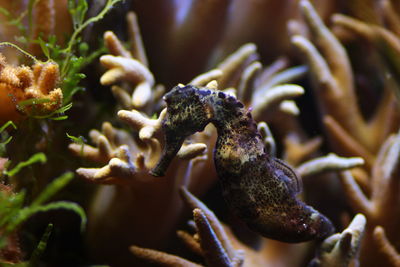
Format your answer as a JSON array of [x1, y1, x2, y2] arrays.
[[0, 0, 400, 266]]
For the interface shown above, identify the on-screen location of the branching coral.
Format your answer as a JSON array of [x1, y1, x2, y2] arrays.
[[101, 14, 154, 110], [287, 3, 400, 265], [130, 187, 249, 267], [0, 53, 63, 124], [130, 0, 339, 85], [70, 17, 222, 263], [68, 5, 385, 264], [291, 0, 399, 168], [309, 213, 366, 267], [131, 185, 366, 267], [71, 30, 326, 266], [332, 8, 400, 100], [288, 3, 400, 265], [338, 130, 400, 266]]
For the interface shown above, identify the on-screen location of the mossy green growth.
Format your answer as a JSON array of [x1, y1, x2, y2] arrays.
[[0, 121, 17, 157], [0, 172, 86, 237], [0, 172, 87, 264], [58, 0, 124, 103]]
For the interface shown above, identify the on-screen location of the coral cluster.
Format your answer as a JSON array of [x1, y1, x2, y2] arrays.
[[0, 54, 62, 124]]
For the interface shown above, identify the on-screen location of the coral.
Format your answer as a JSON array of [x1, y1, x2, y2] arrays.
[[288, 4, 400, 265], [131, 186, 365, 267], [373, 226, 400, 266], [0, 53, 63, 124], [130, 0, 339, 85], [69, 3, 393, 264], [339, 131, 400, 266], [70, 11, 321, 262], [309, 213, 366, 267], [288, 2, 400, 265], [130, 187, 250, 267], [332, 10, 400, 98], [291, 0, 399, 168], [100, 13, 152, 110]]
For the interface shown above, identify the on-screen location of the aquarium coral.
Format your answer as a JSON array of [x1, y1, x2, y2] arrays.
[[0, 0, 400, 266]]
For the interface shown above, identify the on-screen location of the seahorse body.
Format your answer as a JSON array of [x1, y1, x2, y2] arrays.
[[151, 85, 334, 242]]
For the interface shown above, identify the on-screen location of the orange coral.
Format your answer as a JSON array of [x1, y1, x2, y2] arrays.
[[0, 53, 63, 124]]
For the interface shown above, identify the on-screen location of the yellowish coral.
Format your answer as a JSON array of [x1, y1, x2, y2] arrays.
[[310, 214, 367, 266], [0, 54, 63, 124]]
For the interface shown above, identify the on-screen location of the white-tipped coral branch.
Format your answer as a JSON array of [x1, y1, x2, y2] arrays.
[[257, 122, 276, 157], [252, 84, 304, 119], [126, 12, 148, 66], [177, 143, 207, 160], [373, 226, 400, 266], [130, 246, 203, 267], [76, 145, 136, 185], [310, 214, 367, 267], [103, 31, 132, 58], [118, 108, 166, 140], [100, 55, 154, 86], [190, 69, 223, 87], [100, 12, 156, 109], [237, 61, 261, 104], [216, 43, 257, 89], [297, 153, 364, 178]]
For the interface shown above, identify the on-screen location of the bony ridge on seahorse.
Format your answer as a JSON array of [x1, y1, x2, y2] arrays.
[[150, 84, 334, 243]]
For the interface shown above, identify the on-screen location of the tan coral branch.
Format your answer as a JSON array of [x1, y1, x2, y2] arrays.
[[126, 12, 148, 66], [311, 213, 366, 266], [130, 246, 203, 267], [297, 153, 364, 177], [373, 226, 400, 266]]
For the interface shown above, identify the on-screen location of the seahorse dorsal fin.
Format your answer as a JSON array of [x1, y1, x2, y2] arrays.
[[271, 158, 302, 195]]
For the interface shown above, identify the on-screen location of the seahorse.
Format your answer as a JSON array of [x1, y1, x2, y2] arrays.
[[150, 84, 334, 243]]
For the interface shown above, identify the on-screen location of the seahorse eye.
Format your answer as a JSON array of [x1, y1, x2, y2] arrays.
[[218, 92, 226, 99], [163, 94, 173, 105]]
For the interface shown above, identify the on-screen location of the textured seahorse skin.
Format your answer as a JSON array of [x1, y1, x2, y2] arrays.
[[151, 84, 334, 242]]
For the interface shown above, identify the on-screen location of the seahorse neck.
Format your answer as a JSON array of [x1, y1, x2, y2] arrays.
[[206, 95, 266, 169]]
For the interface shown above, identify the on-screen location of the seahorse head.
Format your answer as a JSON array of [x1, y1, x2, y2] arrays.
[[150, 85, 212, 176], [163, 84, 213, 135]]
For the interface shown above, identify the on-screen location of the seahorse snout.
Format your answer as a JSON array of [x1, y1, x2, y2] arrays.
[[310, 212, 335, 240]]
